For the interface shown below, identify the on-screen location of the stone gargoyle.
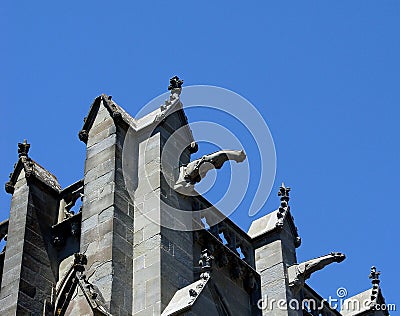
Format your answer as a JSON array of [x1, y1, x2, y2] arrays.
[[174, 149, 246, 194], [287, 252, 346, 294]]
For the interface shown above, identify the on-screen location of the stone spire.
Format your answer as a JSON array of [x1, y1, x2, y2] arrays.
[[277, 182, 290, 227], [369, 266, 381, 303], [17, 139, 30, 158]]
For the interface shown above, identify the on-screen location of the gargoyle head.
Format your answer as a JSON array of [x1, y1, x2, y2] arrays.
[[330, 252, 346, 263]]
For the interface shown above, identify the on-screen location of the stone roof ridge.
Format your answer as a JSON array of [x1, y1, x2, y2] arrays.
[[135, 76, 194, 145], [341, 266, 389, 316], [162, 248, 234, 316], [79, 94, 132, 143], [272, 182, 301, 246], [162, 248, 212, 316], [369, 266, 383, 307], [54, 253, 111, 316], [134, 85, 183, 129], [247, 182, 301, 247], [161, 274, 210, 316], [79, 76, 194, 143], [5, 140, 61, 194]]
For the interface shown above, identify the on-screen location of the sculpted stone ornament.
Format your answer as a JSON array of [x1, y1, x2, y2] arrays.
[[369, 266, 381, 305], [199, 249, 214, 278], [78, 129, 89, 143], [155, 76, 184, 121], [74, 252, 88, 267], [5, 181, 14, 194], [168, 75, 184, 90], [187, 141, 199, 154], [18, 139, 30, 158], [175, 149, 246, 194], [288, 252, 346, 294], [276, 182, 290, 228], [5, 140, 32, 194], [54, 253, 111, 316]]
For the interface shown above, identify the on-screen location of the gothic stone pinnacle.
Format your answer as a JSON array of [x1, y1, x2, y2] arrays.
[[168, 75, 184, 90], [369, 266, 381, 284], [18, 139, 30, 158]]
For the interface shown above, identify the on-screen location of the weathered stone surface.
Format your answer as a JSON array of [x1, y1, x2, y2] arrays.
[[1, 90, 380, 316], [0, 166, 58, 315]]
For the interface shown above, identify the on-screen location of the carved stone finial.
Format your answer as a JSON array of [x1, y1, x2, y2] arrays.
[[199, 249, 214, 278], [199, 249, 213, 270], [369, 266, 381, 304], [188, 141, 199, 154], [369, 266, 381, 284], [278, 182, 290, 200], [168, 76, 184, 91], [18, 139, 30, 158], [276, 182, 291, 228], [74, 253, 88, 266]]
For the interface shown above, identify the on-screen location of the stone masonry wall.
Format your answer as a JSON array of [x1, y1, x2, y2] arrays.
[[0, 170, 59, 315], [79, 101, 134, 316], [252, 219, 301, 316]]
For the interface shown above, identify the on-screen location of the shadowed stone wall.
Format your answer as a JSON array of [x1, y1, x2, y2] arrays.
[[0, 170, 59, 315], [77, 100, 134, 315]]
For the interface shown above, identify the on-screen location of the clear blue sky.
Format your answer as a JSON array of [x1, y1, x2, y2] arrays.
[[1, 1, 399, 312]]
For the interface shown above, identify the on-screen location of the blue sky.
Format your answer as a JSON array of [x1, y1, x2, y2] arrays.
[[1, 0, 399, 312]]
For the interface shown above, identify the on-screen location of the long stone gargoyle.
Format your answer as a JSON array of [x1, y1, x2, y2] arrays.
[[174, 150, 246, 194], [288, 252, 346, 294]]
